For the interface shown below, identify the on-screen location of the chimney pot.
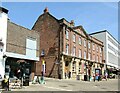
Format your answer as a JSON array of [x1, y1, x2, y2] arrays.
[[44, 7, 49, 13], [70, 20, 74, 26]]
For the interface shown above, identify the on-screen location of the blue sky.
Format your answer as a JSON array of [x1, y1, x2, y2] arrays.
[[1, 2, 118, 40]]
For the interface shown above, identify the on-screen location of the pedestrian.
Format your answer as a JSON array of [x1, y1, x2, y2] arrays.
[[40, 71, 45, 84], [105, 72, 108, 81], [93, 73, 95, 82], [17, 68, 22, 80], [68, 71, 71, 79], [2, 75, 9, 91], [65, 72, 67, 79], [98, 74, 100, 81], [95, 73, 99, 81]]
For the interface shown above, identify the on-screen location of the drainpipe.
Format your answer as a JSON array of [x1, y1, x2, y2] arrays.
[[58, 23, 63, 79]]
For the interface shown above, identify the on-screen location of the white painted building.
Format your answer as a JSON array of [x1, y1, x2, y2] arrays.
[[0, 7, 40, 79], [90, 30, 120, 70], [0, 7, 8, 78]]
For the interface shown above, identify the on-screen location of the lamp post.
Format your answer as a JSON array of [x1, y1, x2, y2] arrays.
[[40, 50, 45, 84]]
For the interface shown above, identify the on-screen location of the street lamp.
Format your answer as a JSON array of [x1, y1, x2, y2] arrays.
[[40, 50, 45, 84]]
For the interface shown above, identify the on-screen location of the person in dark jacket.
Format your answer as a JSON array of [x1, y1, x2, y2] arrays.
[[2, 75, 9, 91]]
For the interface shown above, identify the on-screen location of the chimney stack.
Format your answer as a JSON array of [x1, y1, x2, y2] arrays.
[[0, 7, 8, 14], [70, 20, 74, 27], [44, 7, 49, 13]]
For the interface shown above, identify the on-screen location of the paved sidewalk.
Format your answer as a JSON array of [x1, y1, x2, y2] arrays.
[[0, 77, 118, 92]]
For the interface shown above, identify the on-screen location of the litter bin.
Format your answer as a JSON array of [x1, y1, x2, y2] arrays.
[[23, 76, 29, 86], [84, 75, 87, 81], [77, 75, 80, 80]]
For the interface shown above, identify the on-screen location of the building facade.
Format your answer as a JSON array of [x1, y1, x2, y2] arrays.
[[0, 7, 40, 80], [90, 30, 120, 75], [32, 8, 105, 80], [0, 7, 8, 78]]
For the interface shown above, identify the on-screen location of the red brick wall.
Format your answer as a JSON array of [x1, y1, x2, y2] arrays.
[[32, 12, 60, 77]]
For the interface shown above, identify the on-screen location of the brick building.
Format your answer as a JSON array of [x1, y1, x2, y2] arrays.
[[32, 8, 105, 80], [0, 7, 39, 80]]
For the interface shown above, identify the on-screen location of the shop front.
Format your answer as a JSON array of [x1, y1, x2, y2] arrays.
[[64, 56, 72, 79], [5, 57, 35, 83]]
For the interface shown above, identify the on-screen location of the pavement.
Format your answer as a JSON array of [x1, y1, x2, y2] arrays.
[[0, 77, 119, 92]]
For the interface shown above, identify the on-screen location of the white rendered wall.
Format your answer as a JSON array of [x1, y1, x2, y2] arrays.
[[91, 31, 119, 69], [0, 11, 8, 78], [26, 38, 37, 60], [107, 32, 119, 69], [90, 32, 106, 62]]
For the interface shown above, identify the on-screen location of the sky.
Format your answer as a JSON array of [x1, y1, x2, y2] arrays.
[[1, 2, 118, 41]]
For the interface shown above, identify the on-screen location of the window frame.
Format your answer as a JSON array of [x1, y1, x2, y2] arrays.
[[84, 39, 86, 47], [66, 44, 69, 54], [79, 37, 82, 45], [65, 30, 69, 39], [79, 49, 82, 58], [84, 51, 86, 59], [73, 34, 76, 42]]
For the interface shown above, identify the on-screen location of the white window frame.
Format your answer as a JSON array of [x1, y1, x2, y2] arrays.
[[84, 51, 86, 59], [65, 30, 69, 39], [79, 49, 82, 58], [88, 41, 90, 49], [100, 56, 102, 63], [93, 54, 95, 61], [72, 47, 76, 56], [84, 39, 86, 47], [88, 53, 91, 60], [96, 55, 99, 62], [97, 45, 99, 52], [73, 34, 76, 42], [93, 43, 95, 50], [66, 44, 69, 54], [100, 47, 102, 53], [79, 37, 82, 45]]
